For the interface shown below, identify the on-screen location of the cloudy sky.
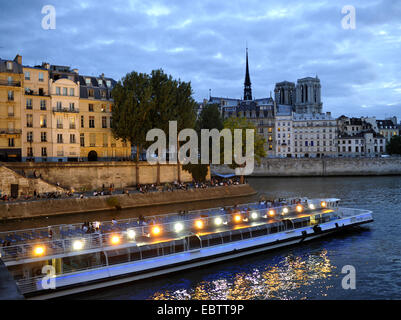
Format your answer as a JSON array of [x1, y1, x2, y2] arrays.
[[1, 0, 400, 119]]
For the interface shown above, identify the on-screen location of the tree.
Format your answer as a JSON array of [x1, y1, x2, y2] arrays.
[[111, 71, 153, 183], [182, 103, 223, 182], [386, 135, 401, 155], [222, 117, 266, 184], [112, 69, 197, 183], [196, 103, 223, 132]]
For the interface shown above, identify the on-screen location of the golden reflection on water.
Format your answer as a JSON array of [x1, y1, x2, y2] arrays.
[[152, 250, 335, 300]]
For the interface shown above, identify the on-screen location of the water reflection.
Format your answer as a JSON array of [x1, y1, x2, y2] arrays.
[[151, 250, 335, 300]]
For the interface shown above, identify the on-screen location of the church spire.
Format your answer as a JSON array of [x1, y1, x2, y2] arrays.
[[244, 47, 252, 100]]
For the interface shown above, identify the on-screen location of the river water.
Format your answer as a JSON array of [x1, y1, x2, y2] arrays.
[[74, 176, 401, 300]]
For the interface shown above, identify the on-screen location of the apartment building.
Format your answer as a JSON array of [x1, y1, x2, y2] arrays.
[[0, 54, 130, 162], [0, 55, 23, 161], [79, 74, 129, 161]]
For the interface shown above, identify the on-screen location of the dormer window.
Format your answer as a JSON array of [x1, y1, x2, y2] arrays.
[[85, 78, 91, 85], [98, 79, 103, 86], [106, 80, 111, 87], [7, 61, 13, 70]]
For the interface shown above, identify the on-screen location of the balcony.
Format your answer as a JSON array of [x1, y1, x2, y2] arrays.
[[0, 128, 22, 134], [52, 107, 79, 113], [57, 124, 63, 129], [0, 79, 21, 87]]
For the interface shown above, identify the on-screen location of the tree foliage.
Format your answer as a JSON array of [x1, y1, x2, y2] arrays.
[[182, 103, 223, 182], [111, 69, 197, 157], [386, 135, 401, 155], [222, 117, 266, 183]]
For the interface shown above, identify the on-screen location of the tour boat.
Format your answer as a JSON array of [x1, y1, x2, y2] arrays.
[[0, 198, 373, 300]]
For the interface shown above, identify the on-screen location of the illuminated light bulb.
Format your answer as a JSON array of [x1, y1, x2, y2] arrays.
[[320, 201, 327, 208], [214, 217, 223, 226], [309, 204, 315, 210], [110, 235, 121, 245], [296, 205, 303, 213], [174, 222, 184, 233], [152, 226, 161, 235], [34, 246, 45, 256], [282, 207, 289, 214], [195, 220, 204, 229], [234, 214, 242, 223], [73, 240, 84, 251], [127, 229, 136, 239], [251, 212, 258, 220], [268, 209, 275, 217]]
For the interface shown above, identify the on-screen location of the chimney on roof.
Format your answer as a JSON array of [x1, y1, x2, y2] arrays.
[[42, 62, 50, 70], [14, 54, 22, 65], [100, 73, 104, 78], [72, 68, 79, 74]]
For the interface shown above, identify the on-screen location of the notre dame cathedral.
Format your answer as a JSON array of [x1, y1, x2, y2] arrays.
[[274, 76, 323, 114]]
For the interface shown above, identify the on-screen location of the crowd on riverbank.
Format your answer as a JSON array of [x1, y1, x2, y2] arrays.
[[0, 177, 242, 203]]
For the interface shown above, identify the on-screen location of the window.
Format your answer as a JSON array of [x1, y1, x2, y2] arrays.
[[56, 101, 62, 110], [6, 61, 13, 70], [89, 116, 95, 128], [98, 79, 103, 86], [101, 90, 106, 99], [27, 131, 33, 142], [39, 72, 44, 82], [41, 147, 47, 157], [69, 103, 75, 111], [89, 104, 94, 112], [40, 100, 46, 110], [7, 76, 12, 84], [103, 134, 108, 147], [88, 89, 94, 97], [110, 117, 113, 128], [8, 138, 14, 147], [25, 71, 30, 80], [69, 118, 76, 129], [81, 116, 84, 128], [85, 78, 91, 85], [70, 134, 76, 144], [80, 133, 85, 147], [8, 106, 13, 116], [41, 132, 47, 142], [56, 87, 61, 95], [40, 115, 47, 128], [102, 116, 107, 128], [26, 114, 33, 127], [69, 88, 74, 96], [26, 98, 33, 109], [27, 147, 33, 157], [90, 133, 96, 146], [57, 118, 63, 129], [57, 134, 63, 143], [106, 80, 111, 87], [63, 87, 68, 96], [8, 90, 14, 101]]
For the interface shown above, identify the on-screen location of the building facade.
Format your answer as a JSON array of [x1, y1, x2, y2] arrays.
[[22, 63, 52, 161], [0, 54, 130, 162], [0, 55, 23, 161], [79, 74, 129, 161], [336, 116, 386, 157]]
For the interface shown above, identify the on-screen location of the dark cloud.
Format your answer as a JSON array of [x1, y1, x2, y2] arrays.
[[0, 0, 400, 119]]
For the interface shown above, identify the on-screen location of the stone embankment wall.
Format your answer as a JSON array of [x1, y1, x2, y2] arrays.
[[4, 162, 207, 192], [0, 164, 65, 196], [0, 184, 256, 220], [212, 157, 401, 176]]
